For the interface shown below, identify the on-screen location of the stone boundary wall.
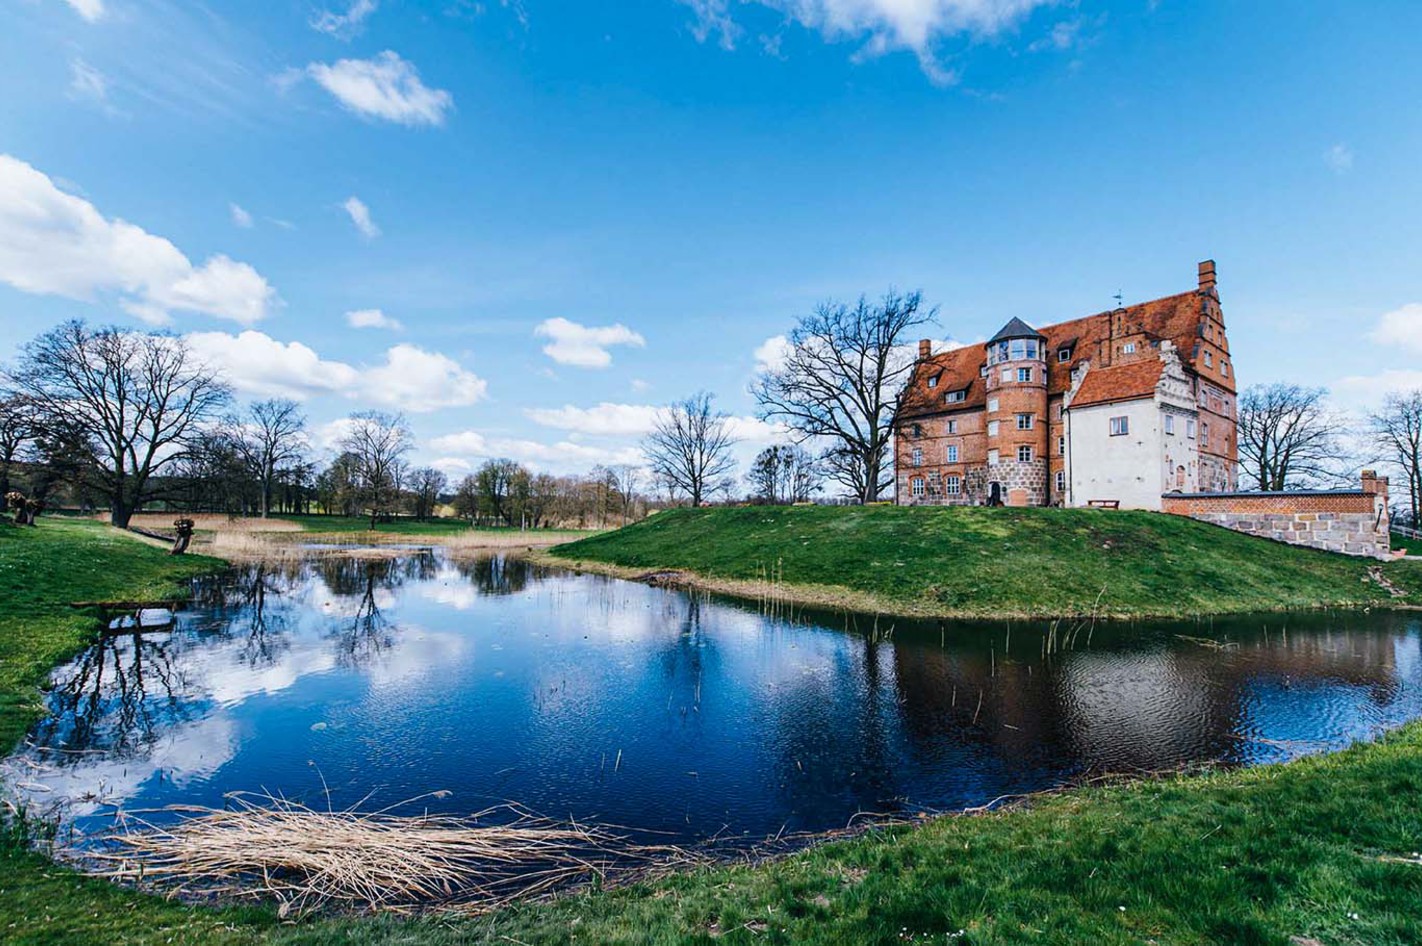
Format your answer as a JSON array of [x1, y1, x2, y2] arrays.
[[1162, 474, 1391, 560]]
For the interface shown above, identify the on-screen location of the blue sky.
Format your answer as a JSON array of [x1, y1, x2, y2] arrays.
[[3, 0, 1421, 478]]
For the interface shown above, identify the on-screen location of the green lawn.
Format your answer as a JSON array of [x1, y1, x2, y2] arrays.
[[5, 516, 1422, 945], [550, 505, 1422, 619]]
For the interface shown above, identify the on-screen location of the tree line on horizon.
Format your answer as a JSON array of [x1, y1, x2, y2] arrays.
[[0, 313, 1419, 532]]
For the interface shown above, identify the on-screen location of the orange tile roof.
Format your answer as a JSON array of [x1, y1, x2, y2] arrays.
[[1068, 359, 1165, 409], [897, 287, 1221, 422]]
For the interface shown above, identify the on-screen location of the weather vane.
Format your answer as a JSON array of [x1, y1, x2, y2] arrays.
[[1113, 289, 1123, 308]]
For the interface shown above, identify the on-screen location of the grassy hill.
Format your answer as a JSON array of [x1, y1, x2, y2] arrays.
[[548, 505, 1422, 619]]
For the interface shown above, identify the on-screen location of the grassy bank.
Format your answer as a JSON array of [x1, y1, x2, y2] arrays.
[[6, 517, 1422, 944], [548, 505, 1422, 619]]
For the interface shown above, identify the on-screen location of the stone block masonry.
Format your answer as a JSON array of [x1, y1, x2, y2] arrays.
[[1161, 472, 1392, 560]]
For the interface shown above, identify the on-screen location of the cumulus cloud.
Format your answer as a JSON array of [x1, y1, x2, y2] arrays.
[[342, 196, 380, 239], [1324, 143, 1354, 174], [535, 317, 646, 368], [185, 331, 485, 412], [525, 402, 660, 436], [430, 429, 645, 472], [311, 0, 377, 37], [0, 154, 278, 325], [1369, 303, 1422, 355], [62, 0, 104, 22], [1332, 369, 1422, 411], [307, 51, 453, 127], [363, 344, 488, 412], [346, 308, 403, 330], [753, 334, 792, 373], [229, 202, 254, 228], [681, 0, 1054, 80]]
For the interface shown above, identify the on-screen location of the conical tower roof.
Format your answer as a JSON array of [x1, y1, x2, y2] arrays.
[[988, 317, 1045, 343]]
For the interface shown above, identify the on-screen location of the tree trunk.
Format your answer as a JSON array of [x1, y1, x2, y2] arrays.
[[110, 500, 133, 529]]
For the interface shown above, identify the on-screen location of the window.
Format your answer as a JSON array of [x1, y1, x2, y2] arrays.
[[911, 423, 923, 438], [1187, 419, 1197, 439], [945, 390, 966, 404], [946, 419, 958, 434], [1204, 351, 1213, 367], [1221, 361, 1229, 377], [987, 420, 1000, 437], [1053, 403, 1063, 421], [980, 365, 988, 378], [1110, 416, 1130, 436], [946, 444, 959, 463], [1058, 347, 1073, 363], [1165, 415, 1175, 435], [911, 447, 923, 467], [987, 397, 999, 413], [1016, 413, 1034, 430], [1017, 367, 1033, 383], [1201, 421, 1210, 443], [988, 449, 1000, 466], [1055, 470, 1066, 493], [1017, 445, 1033, 463], [1001, 367, 1014, 382], [927, 376, 938, 389], [911, 477, 925, 497], [945, 475, 962, 495], [1122, 342, 1137, 354], [1058, 435, 1066, 455]]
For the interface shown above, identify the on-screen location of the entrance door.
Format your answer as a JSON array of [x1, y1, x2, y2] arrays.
[[988, 482, 1002, 506]]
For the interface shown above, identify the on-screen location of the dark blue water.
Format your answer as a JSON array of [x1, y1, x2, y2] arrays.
[[8, 550, 1422, 847]]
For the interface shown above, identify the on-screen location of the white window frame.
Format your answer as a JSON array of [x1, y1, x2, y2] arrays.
[[928, 376, 938, 388], [1110, 416, 1129, 437], [1058, 348, 1072, 363], [911, 447, 923, 467], [945, 390, 966, 404], [1165, 415, 1175, 435], [945, 475, 962, 495], [1122, 342, 1137, 355], [1001, 367, 1013, 382], [1204, 351, 1213, 367], [1055, 470, 1066, 493], [1017, 367, 1033, 383], [946, 419, 958, 434], [1017, 445, 1033, 463], [1187, 418, 1197, 439], [1221, 361, 1229, 377], [911, 477, 925, 497], [946, 444, 959, 463], [987, 420, 1000, 437], [988, 449, 1000, 467], [1016, 413, 1034, 430], [987, 397, 999, 413]]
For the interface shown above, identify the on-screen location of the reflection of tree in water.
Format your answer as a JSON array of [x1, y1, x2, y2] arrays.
[[32, 631, 194, 757], [333, 564, 397, 667], [453, 554, 533, 596]]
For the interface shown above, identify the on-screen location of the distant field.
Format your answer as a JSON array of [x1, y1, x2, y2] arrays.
[[550, 505, 1422, 619]]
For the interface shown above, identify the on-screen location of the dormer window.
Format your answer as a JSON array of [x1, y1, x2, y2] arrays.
[[927, 376, 938, 388], [1122, 342, 1137, 354], [944, 390, 966, 404], [911, 423, 923, 438], [1058, 347, 1073, 363]]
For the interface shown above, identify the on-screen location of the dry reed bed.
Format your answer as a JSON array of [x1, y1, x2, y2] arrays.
[[81, 792, 685, 915]]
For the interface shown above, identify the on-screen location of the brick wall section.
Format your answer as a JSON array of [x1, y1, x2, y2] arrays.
[[1161, 473, 1392, 560]]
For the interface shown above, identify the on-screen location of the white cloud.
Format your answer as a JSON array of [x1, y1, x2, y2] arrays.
[[1324, 143, 1354, 174], [754, 334, 791, 373], [307, 51, 453, 127], [61, 0, 104, 22], [534, 317, 646, 368], [631, 378, 651, 392], [186, 331, 485, 413], [229, 203, 254, 228], [682, 0, 1054, 80], [311, 0, 377, 37], [1332, 369, 1422, 411], [1369, 303, 1422, 355], [430, 429, 645, 472], [342, 196, 380, 239], [0, 154, 278, 325], [186, 330, 359, 400], [526, 402, 661, 436], [346, 307, 403, 331], [363, 344, 488, 412], [68, 58, 108, 104]]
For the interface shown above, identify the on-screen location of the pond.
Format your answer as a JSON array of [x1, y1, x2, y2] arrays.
[[8, 549, 1422, 850]]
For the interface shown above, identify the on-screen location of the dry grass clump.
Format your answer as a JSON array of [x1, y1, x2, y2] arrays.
[[115, 514, 305, 534], [84, 792, 672, 915], [440, 530, 579, 554]]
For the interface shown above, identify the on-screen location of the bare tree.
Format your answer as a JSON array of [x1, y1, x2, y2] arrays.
[[747, 444, 821, 504], [230, 398, 306, 518], [5, 321, 230, 527], [0, 393, 35, 514], [1372, 390, 1422, 528], [408, 466, 448, 521], [753, 290, 934, 502], [339, 411, 413, 528], [1237, 384, 1343, 491], [608, 464, 643, 525], [644, 392, 737, 507]]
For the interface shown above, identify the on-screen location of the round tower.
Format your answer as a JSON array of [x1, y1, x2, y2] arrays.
[[983, 318, 1049, 506]]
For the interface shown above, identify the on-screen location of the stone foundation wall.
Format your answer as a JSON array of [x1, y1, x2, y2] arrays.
[[990, 459, 1048, 506], [1162, 476, 1391, 560]]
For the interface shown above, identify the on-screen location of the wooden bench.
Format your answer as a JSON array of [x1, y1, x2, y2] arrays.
[[1087, 500, 1121, 510]]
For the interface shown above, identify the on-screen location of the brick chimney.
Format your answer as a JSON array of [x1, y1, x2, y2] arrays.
[[918, 339, 932, 359], [1198, 259, 1217, 294], [1361, 469, 1388, 497]]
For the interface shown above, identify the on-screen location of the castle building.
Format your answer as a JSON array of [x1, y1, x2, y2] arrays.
[[893, 260, 1238, 509]]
